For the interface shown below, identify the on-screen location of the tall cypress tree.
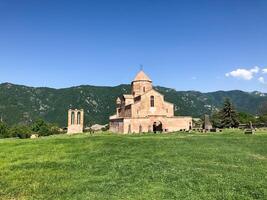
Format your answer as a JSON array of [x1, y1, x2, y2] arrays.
[[220, 98, 239, 128]]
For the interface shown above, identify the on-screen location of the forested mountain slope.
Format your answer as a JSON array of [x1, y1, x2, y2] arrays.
[[0, 83, 266, 127]]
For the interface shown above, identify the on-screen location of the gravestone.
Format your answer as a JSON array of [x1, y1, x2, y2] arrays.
[[244, 121, 255, 134]]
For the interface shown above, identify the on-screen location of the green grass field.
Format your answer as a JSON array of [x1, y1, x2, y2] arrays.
[[0, 131, 266, 200]]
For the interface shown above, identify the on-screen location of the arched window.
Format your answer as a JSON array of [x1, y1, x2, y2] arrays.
[[71, 112, 75, 125], [150, 96, 154, 107], [77, 112, 81, 125], [143, 87, 146, 92]]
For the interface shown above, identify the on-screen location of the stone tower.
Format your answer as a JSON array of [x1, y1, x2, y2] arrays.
[[204, 114, 212, 131], [67, 109, 84, 134], [131, 70, 153, 97]]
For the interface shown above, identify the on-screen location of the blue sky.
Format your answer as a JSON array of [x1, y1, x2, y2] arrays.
[[0, 0, 266, 92]]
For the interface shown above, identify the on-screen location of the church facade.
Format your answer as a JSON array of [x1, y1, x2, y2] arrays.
[[109, 70, 192, 134]]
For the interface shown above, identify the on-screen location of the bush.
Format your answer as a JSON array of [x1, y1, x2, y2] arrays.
[[9, 125, 33, 139], [0, 119, 61, 139], [31, 119, 60, 136]]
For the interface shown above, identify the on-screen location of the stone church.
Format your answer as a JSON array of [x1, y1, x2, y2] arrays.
[[109, 70, 192, 134]]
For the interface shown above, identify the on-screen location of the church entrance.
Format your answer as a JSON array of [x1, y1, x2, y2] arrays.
[[153, 121, 163, 133]]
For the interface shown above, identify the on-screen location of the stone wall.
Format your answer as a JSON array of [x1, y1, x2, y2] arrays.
[[131, 80, 153, 97], [112, 116, 192, 134], [131, 90, 174, 118], [109, 118, 124, 133]]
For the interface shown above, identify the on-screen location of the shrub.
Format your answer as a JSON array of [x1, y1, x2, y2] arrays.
[[9, 125, 33, 139], [31, 119, 60, 136]]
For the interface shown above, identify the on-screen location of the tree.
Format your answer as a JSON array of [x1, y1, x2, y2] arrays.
[[258, 101, 267, 115], [220, 98, 239, 128], [9, 125, 33, 139], [31, 119, 51, 136], [0, 122, 9, 138], [258, 114, 267, 123], [210, 111, 223, 128], [238, 112, 256, 124], [31, 119, 60, 136]]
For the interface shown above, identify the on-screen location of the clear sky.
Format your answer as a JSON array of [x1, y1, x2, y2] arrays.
[[0, 0, 266, 92]]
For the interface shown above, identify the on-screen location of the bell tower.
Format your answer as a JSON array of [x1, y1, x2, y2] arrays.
[[67, 109, 84, 134], [131, 70, 152, 97]]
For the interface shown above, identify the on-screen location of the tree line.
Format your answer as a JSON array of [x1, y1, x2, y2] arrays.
[[0, 119, 60, 139], [1, 98, 267, 139], [210, 98, 267, 128]]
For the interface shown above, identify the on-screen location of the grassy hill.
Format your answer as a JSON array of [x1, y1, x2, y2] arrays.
[[0, 131, 266, 199], [1, 82, 267, 127]]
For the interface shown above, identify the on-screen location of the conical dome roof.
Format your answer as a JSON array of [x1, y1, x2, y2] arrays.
[[133, 70, 152, 82]]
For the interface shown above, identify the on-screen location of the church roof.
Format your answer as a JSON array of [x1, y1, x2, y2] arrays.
[[133, 70, 152, 82], [123, 94, 133, 99]]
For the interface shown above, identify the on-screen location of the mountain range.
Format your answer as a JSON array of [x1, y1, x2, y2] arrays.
[[0, 82, 266, 127]]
